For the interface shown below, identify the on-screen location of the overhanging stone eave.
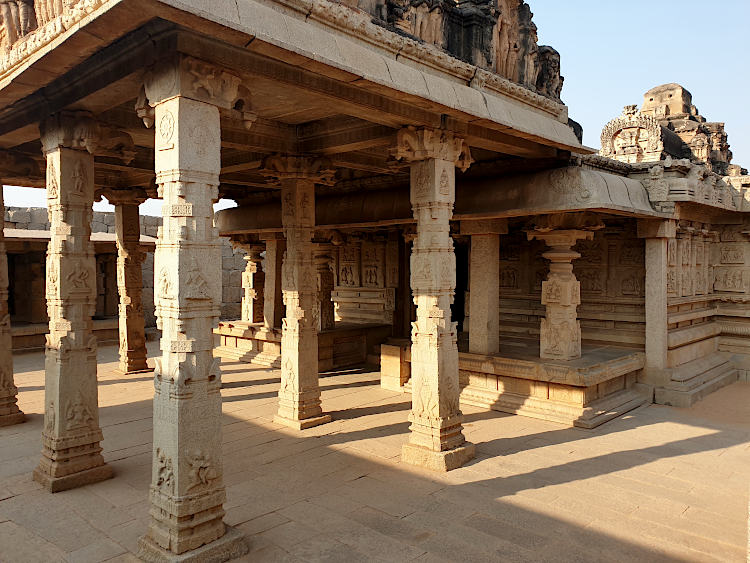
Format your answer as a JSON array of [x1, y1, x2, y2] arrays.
[[0, 0, 582, 157], [159, 0, 584, 153], [216, 167, 664, 236]]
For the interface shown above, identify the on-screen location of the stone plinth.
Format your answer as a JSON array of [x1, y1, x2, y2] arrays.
[[384, 339, 650, 428], [393, 127, 474, 471], [34, 112, 112, 492]]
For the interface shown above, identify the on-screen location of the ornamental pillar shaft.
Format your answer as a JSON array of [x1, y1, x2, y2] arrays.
[[462, 220, 506, 355], [315, 244, 335, 332], [393, 127, 475, 472], [262, 156, 335, 430], [138, 56, 248, 562], [528, 229, 593, 361], [0, 184, 23, 427], [262, 236, 285, 330], [34, 113, 112, 492], [114, 201, 149, 373], [241, 247, 264, 323]]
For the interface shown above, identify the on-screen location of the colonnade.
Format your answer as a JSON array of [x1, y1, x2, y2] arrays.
[[0, 53, 658, 561]]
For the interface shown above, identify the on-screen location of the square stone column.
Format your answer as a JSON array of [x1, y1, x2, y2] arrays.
[[262, 156, 335, 430], [138, 56, 248, 562], [241, 246, 265, 323], [528, 229, 594, 361], [34, 112, 112, 492], [105, 191, 150, 374], [461, 220, 507, 355], [315, 243, 335, 332], [261, 234, 285, 330], [393, 127, 475, 472], [638, 219, 677, 375], [0, 184, 23, 427]]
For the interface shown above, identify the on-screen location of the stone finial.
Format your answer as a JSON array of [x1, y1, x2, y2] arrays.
[[260, 155, 337, 185], [392, 126, 473, 171]]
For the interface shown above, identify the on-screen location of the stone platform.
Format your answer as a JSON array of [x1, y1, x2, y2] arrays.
[[0, 343, 747, 561], [383, 338, 649, 428], [215, 322, 391, 371]]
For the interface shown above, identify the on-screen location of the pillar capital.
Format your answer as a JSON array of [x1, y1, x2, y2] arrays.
[[40, 112, 136, 163], [143, 55, 242, 110], [260, 155, 336, 185], [98, 187, 148, 207], [392, 126, 473, 171], [527, 228, 594, 249]]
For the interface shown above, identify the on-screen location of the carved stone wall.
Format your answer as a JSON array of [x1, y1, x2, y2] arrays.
[[498, 220, 646, 348], [331, 234, 397, 325], [713, 221, 750, 381]]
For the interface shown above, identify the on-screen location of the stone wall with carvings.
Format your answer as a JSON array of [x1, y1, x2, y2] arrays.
[[331, 233, 398, 326], [713, 220, 750, 380], [497, 220, 646, 348]]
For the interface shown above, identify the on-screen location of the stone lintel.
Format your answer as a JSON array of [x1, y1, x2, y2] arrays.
[[637, 218, 677, 239], [460, 218, 508, 235]]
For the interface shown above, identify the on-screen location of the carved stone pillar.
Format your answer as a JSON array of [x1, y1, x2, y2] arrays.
[[239, 245, 264, 323], [105, 190, 150, 374], [0, 184, 23, 427], [315, 243, 335, 332], [262, 234, 285, 330], [528, 229, 593, 361], [138, 56, 248, 562], [462, 220, 507, 355], [262, 156, 335, 430], [392, 127, 475, 472], [33, 112, 112, 492]]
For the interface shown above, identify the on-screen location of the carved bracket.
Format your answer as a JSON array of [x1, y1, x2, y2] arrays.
[[40, 111, 136, 163], [392, 126, 473, 171]]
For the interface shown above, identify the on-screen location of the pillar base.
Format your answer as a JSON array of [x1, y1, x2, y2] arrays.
[[33, 463, 113, 493], [401, 442, 476, 472], [138, 526, 249, 563], [274, 413, 332, 430], [0, 411, 25, 427]]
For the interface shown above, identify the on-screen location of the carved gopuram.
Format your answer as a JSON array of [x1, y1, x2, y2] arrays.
[[0, 0, 748, 560]]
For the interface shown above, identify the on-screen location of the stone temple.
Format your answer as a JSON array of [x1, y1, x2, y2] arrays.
[[0, 1, 746, 562]]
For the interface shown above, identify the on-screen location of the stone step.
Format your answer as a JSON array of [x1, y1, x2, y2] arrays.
[[656, 360, 738, 408]]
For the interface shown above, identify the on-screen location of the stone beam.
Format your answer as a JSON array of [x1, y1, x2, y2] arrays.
[[393, 126, 475, 472]]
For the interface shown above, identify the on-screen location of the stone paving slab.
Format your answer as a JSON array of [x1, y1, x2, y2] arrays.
[[0, 342, 748, 562]]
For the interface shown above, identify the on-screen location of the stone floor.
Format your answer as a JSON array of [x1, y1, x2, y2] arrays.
[[1, 343, 748, 562]]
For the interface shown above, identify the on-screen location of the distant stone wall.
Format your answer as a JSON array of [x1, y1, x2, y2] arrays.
[[3, 207, 245, 324]]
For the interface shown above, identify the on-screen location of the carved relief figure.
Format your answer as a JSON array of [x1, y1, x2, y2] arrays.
[[186, 451, 218, 492], [535, 46, 562, 101], [65, 392, 95, 431], [0, 0, 36, 51], [495, 0, 521, 80]]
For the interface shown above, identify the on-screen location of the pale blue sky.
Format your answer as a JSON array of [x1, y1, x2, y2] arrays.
[[4, 1, 749, 215]]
